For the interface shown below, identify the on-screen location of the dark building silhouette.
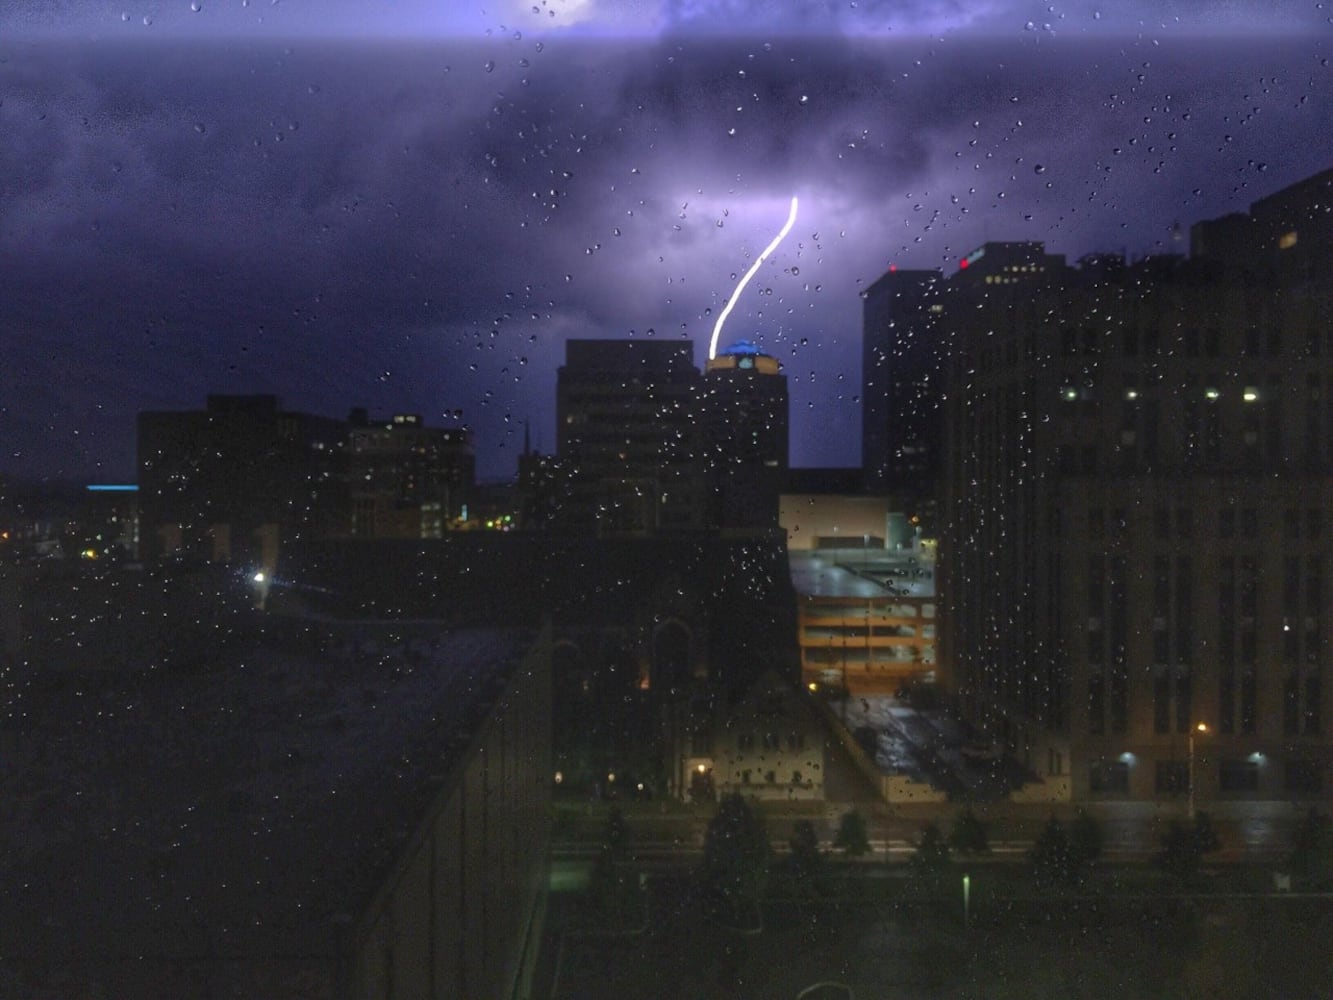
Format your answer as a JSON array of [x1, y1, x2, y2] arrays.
[[554, 339, 705, 533], [934, 168, 1332, 803], [4, 622, 551, 998], [700, 339, 789, 530], [862, 243, 1067, 497], [861, 267, 944, 494], [543, 338, 791, 534], [137, 394, 345, 567], [1191, 165, 1333, 284], [137, 397, 476, 561]]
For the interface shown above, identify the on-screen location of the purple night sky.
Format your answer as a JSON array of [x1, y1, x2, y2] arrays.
[[2, 1, 1330, 481]]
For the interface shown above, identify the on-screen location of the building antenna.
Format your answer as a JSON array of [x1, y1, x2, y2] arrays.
[[709, 196, 799, 361]]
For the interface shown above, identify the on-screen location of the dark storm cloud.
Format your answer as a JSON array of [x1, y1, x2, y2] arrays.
[[2, 30, 1331, 480], [5, 1, 1329, 43], [657, 0, 1332, 36]]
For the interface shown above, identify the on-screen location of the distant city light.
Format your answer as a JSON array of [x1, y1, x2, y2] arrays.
[[253, 571, 266, 583]]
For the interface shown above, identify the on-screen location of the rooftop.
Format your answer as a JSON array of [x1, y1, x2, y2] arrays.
[[2, 624, 532, 973]]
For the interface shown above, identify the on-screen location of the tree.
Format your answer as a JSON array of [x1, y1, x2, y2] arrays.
[[587, 843, 634, 919], [788, 819, 830, 901], [1288, 808, 1333, 887], [948, 807, 990, 855], [1156, 811, 1221, 881], [699, 793, 770, 925], [1029, 816, 1073, 886], [1193, 810, 1222, 853], [910, 821, 951, 885], [587, 804, 638, 923], [1068, 807, 1104, 867], [832, 809, 871, 857]]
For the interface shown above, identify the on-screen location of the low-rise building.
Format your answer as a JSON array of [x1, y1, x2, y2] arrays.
[[667, 671, 827, 802]]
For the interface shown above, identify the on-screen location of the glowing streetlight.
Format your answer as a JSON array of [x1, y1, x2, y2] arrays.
[[962, 873, 971, 929]]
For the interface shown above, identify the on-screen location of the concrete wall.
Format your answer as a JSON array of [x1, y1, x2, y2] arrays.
[[882, 774, 948, 804], [351, 627, 552, 1000], [779, 494, 888, 551], [1011, 776, 1073, 803]]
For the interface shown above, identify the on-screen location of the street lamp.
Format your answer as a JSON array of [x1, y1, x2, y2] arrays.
[[1187, 722, 1208, 820]]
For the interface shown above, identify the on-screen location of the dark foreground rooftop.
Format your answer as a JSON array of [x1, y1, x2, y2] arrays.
[[1, 624, 531, 984]]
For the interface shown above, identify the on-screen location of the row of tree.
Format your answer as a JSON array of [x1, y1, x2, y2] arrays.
[[589, 798, 1333, 927]]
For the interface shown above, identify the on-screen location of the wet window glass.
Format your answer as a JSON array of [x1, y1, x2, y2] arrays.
[[3, 3, 1332, 997]]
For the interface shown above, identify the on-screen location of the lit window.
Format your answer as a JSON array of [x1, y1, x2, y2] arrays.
[[1279, 230, 1298, 250]]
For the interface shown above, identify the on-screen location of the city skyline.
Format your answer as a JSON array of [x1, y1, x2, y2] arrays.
[[3, 7, 1331, 484]]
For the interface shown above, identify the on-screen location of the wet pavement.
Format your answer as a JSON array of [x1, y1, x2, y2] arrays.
[[836, 694, 1031, 802]]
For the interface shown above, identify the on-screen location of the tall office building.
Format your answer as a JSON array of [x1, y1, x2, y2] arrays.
[[1191, 167, 1333, 284], [700, 339, 789, 529], [343, 410, 474, 538], [861, 268, 944, 493], [937, 168, 1332, 803], [861, 243, 1066, 497], [555, 339, 705, 533]]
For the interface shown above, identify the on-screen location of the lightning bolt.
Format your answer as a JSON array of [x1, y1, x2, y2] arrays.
[[709, 196, 799, 360]]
